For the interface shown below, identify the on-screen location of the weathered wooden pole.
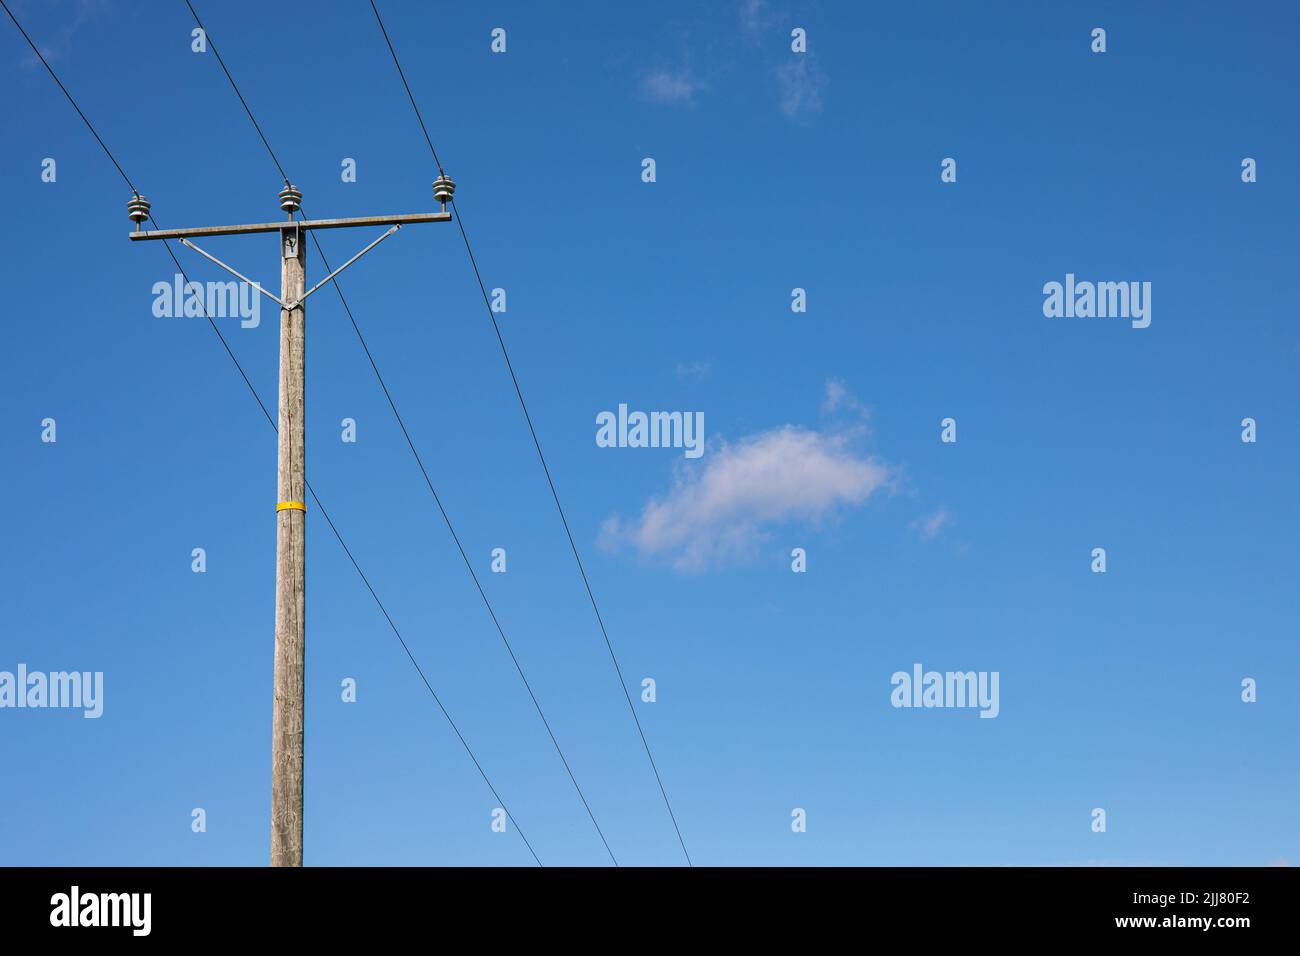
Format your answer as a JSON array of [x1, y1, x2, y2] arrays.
[[126, 179, 454, 867], [271, 187, 307, 867]]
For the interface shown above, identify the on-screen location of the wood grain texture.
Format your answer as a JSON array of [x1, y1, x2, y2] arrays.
[[270, 225, 306, 867]]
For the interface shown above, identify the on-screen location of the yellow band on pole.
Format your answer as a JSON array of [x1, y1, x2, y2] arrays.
[[276, 501, 307, 512]]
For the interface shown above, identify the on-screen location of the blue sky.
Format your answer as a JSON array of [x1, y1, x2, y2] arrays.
[[1, 0, 1297, 866]]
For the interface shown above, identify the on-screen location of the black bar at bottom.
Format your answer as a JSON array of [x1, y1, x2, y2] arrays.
[[0, 865, 1287, 942]]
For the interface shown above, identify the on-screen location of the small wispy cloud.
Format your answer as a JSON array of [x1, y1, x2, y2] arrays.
[[822, 378, 868, 418], [601, 417, 892, 573], [911, 507, 952, 541], [739, 0, 774, 39], [16, 0, 107, 68], [676, 361, 712, 380], [776, 56, 827, 119], [640, 67, 705, 105]]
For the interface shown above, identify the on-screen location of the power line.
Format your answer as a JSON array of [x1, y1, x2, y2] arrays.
[[0, 0, 542, 868], [367, 0, 693, 865], [305, 242, 618, 866], [182, 0, 289, 185], [368, 0, 445, 176], [450, 203, 694, 866], [183, 0, 618, 864], [303, 481, 544, 868], [1, 2, 136, 193]]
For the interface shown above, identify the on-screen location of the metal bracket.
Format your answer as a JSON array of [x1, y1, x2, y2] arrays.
[[282, 222, 300, 260], [178, 237, 285, 309]]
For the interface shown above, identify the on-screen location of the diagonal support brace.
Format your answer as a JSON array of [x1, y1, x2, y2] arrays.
[[179, 237, 285, 309], [177, 224, 401, 312], [287, 225, 400, 309]]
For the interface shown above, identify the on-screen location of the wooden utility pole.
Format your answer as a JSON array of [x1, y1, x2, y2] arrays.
[[128, 176, 457, 866], [270, 213, 307, 866]]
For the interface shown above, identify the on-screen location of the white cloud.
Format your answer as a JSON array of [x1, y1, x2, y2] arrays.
[[601, 425, 891, 572], [640, 68, 705, 105], [676, 361, 712, 380], [912, 507, 952, 541], [776, 56, 826, 118]]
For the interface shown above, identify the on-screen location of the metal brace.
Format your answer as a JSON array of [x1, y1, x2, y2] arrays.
[[179, 237, 285, 309], [286, 225, 400, 310], [178, 224, 402, 313]]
